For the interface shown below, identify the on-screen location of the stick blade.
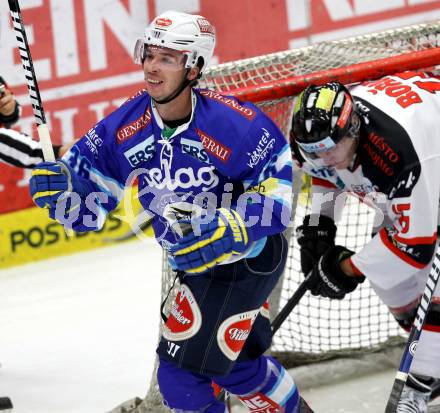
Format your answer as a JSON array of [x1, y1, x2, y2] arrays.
[[385, 378, 406, 413]]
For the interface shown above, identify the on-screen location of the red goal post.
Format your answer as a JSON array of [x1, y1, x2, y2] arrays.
[[112, 21, 440, 413], [213, 47, 440, 103]]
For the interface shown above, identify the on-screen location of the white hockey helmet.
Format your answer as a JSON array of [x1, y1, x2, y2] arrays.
[[134, 10, 216, 74]]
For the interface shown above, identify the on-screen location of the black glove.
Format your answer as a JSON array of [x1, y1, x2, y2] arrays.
[[296, 214, 337, 275], [309, 245, 365, 300]]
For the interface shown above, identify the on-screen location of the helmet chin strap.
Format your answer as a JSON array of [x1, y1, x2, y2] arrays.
[[152, 69, 193, 105]]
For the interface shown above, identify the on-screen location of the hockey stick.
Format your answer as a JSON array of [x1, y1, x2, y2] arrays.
[[8, 0, 55, 162], [385, 249, 440, 413], [104, 216, 154, 243], [271, 271, 314, 335]]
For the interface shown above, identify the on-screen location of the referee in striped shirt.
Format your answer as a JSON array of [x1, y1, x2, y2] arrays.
[[0, 76, 72, 168]]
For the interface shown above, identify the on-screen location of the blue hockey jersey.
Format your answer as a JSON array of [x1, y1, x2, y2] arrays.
[[62, 88, 293, 257]]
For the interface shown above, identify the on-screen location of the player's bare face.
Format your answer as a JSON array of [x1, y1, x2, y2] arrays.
[[143, 46, 187, 100], [317, 136, 357, 169]]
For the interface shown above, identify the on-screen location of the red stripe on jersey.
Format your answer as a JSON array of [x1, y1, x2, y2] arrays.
[[389, 297, 420, 314], [423, 324, 440, 333], [348, 257, 364, 276], [311, 177, 337, 189], [393, 232, 437, 246], [379, 229, 427, 269]]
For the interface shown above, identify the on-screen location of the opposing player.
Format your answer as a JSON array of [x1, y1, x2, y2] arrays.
[[28, 10, 312, 413], [290, 77, 440, 412]]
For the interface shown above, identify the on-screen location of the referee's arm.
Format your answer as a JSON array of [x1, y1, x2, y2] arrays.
[[0, 128, 63, 169]]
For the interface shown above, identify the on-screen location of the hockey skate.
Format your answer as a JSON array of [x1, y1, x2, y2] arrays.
[[427, 378, 440, 413], [298, 397, 314, 412], [431, 377, 440, 401], [397, 374, 436, 413]]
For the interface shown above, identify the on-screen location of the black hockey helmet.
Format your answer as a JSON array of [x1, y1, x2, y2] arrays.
[[290, 82, 360, 160]]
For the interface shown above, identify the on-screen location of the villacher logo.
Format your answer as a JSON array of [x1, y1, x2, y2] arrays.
[[162, 284, 202, 342], [217, 309, 259, 360]]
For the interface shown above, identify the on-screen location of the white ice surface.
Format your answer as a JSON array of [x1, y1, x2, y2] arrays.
[[0, 239, 162, 413], [1, 239, 438, 413]]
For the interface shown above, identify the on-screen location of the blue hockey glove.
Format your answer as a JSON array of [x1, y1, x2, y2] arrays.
[[169, 208, 251, 274], [29, 160, 88, 223], [30, 161, 72, 209]]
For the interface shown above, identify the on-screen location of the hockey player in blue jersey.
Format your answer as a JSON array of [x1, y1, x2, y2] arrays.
[[29, 10, 312, 413]]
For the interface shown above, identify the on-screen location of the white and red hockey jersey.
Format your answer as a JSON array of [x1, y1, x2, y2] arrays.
[[293, 72, 440, 289]]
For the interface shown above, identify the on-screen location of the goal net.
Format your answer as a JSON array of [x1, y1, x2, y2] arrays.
[[115, 21, 440, 413]]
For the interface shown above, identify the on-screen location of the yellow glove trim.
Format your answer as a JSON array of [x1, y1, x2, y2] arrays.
[[32, 169, 60, 176], [33, 190, 62, 201], [219, 208, 248, 246], [173, 219, 227, 256], [184, 252, 233, 274]]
